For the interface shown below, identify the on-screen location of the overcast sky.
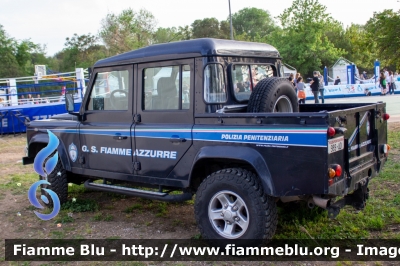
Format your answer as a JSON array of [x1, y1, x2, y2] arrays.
[[0, 0, 397, 56]]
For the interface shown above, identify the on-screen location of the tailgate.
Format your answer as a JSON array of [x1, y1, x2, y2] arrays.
[[327, 102, 388, 195]]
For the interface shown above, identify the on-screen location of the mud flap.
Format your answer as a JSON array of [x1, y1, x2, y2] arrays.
[[327, 181, 369, 219]]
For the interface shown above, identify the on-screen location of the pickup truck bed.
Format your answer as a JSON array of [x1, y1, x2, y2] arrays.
[[192, 102, 388, 199]]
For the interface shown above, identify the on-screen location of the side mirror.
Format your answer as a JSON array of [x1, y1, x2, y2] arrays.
[[65, 94, 75, 112]]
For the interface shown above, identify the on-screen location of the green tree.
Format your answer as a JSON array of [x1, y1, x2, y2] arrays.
[[219, 21, 231, 39], [57, 33, 107, 71], [191, 18, 229, 39], [344, 24, 376, 72], [16, 40, 48, 75], [365, 9, 400, 70], [231, 7, 277, 41], [0, 25, 48, 78], [100, 8, 157, 55], [325, 21, 377, 72], [152, 27, 181, 44], [270, 0, 344, 76], [177, 25, 192, 40], [0, 25, 21, 77], [324, 20, 350, 56], [65, 33, 98, 52]]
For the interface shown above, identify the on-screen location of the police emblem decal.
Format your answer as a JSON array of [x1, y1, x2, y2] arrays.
[[69, 143, 78, 162]]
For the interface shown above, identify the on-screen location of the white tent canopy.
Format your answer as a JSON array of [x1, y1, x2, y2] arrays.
[[330, 57, 359, 85], [283, 63, 296, 78]]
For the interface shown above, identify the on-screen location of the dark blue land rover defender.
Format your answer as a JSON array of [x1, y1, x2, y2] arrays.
[[23, 39, 389, 244]]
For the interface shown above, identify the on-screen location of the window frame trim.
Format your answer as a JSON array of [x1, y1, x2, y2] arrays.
[[141, 64, 191, 112], [84, 65, 133, 113]]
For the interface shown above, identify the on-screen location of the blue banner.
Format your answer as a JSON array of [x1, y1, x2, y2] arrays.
[[346, 65, 356, 85], [0, 102, 81, 134], [323, 67, 328, 86], [374, 60, 380, 83]]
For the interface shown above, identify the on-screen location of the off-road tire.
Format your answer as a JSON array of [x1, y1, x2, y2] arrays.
[[194, 168, 277, 246], [40, 160, 68, 205], [247, 77, 299, 113]]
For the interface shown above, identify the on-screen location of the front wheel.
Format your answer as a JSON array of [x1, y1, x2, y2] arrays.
[[194, 168, 277, 246], [40, 160, 68, 205]]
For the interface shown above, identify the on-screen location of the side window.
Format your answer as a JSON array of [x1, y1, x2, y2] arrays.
[[88, 70, 129, 111], [143, 65, 191, 110], [231, 64, 276, 102], [204, 64, 226, 103]]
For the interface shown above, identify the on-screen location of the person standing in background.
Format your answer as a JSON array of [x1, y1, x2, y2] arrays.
[[334, 76, 341, 85], [393, 72, 398, 91], [309, 71, 320, 103], [379, 72, 387, 96], [388, 71, 394, 95], [27, 94, 34, 104], [296, 77, 306, 104], [19, 95, 25, 105], [384, 68, 389, 92], [294, 73, 301, 91], [317, 71, 325, 103], [35, 94, 41, 104], [359, 73, 365, 84], [384, 68, 389, 78], [288, 73, 295, 89]]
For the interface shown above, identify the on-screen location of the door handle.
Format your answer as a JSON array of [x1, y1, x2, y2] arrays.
[[170, 137, 186, 143], [113, 136, 127, 140]]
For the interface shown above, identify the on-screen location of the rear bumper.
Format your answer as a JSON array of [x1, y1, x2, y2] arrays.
[[328, 157, 386, 196]]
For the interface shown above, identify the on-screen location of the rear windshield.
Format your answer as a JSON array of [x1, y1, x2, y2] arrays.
[[231, 64, 276, 102]]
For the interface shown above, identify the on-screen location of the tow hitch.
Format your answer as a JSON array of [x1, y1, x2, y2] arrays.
[[327, 182, 369, 219]]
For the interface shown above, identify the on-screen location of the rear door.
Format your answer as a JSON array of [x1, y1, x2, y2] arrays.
[[327, 104, 379, 192], [347, 107, 375, 165], [134, 59, 194, 178]]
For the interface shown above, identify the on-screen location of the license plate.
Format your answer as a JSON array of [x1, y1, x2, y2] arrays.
[[328, 136, 344, 154]]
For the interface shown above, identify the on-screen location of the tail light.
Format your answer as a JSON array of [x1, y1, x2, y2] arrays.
[[382, 113, 390, 120], [328, 168, 336, 178], [381, 144, 390, 154], [334, 165, 342, 177], [328, 164, 342, 186], [327, 127, 336, 137]]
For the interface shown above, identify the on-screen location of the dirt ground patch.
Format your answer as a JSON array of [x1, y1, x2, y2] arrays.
[[0, 136, 197, 226], [0, 134, 201, 265], [389, 122, 400, 131]]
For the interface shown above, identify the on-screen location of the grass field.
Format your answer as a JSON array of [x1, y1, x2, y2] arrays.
[[0, 124, 399, 265]]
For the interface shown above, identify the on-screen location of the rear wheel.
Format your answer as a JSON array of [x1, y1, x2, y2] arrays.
[[194, 168, 277, 246], [247, 77, 298, 113]]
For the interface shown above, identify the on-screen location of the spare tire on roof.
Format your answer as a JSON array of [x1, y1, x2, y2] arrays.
[[247, 77, 299, 113]]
